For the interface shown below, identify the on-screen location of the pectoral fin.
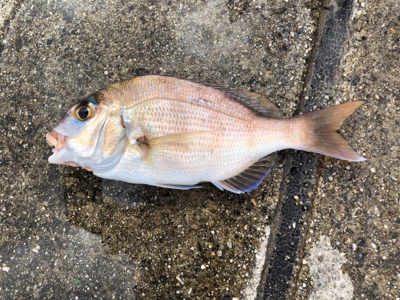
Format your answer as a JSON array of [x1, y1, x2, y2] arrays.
[[138, 131, 215, 166], [147, 131, 212, 151]]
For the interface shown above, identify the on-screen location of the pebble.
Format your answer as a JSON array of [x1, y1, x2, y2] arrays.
[[370, 167, 376, 173], [76, 192, 86, 199], [2, 266, 10, 272]]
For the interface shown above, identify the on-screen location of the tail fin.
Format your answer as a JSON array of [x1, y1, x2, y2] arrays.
[[298, 101, 366, 161]]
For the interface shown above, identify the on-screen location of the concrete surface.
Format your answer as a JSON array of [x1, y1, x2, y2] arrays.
[[294, 1, 400, 300], [308, 236, 353, 300], [295, 1, 400, 299], [0, 0, 398, 299]]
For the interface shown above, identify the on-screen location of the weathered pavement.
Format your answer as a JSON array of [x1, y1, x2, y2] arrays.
[[0, 0, 399, 299]]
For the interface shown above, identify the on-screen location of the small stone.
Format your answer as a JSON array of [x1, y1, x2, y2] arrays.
[[350, 74, 360, 86], [76, 192, 86, 199], [104, 70, 109, 75], [2, 266, 10, 272], [375, 95, 379, 100], [201, 264, 206, 269], [294, 195, 299, 200], [370, 167, 376, 173]]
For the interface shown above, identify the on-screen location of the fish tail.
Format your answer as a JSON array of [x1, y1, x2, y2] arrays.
[[297, 101, 366, 161]]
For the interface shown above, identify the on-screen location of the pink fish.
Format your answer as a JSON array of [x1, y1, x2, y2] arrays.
[[46, 76, 365, 194]]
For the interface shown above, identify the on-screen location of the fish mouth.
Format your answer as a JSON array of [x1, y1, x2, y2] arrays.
[[46, 130, 94, 170], [46, 130, 70, 164]]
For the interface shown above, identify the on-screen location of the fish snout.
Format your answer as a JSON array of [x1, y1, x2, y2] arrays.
[[46, 130, 67, 150]]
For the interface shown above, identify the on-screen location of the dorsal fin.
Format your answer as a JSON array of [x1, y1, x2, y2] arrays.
[[212, 153, 276, 194], [198, 82, 283, 118]]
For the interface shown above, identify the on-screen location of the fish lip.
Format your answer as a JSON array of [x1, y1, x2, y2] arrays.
[[63, 161, 94, 171], [46, 130, 68, 150], [46, 130, 70, 164]]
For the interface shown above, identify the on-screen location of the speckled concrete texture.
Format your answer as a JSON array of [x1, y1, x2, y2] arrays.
[[262, 0, 357, 298], [0, 0, 315, 299], [1, 0, 398, 299], [294, 0, 400, 299], [0, 0, 17, 36], [308, 236, 354, 300]]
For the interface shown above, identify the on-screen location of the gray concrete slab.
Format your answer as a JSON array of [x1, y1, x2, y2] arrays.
[[0, 0, 314, 299], [0, 0, 398, 299], [294, 0, 400, 299]]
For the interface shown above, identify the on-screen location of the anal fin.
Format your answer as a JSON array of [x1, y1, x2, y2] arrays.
[[213, 153, 276, 194]]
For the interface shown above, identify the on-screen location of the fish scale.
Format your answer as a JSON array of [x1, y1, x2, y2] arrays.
[[103, 77, 292, 183], [47, 75, 365, 194]]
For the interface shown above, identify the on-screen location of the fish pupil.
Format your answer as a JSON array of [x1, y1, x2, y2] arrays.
[[78, 107, 89, 119]]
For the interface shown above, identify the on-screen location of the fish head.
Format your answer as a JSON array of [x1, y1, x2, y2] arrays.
[[46, 95, 127, 172]]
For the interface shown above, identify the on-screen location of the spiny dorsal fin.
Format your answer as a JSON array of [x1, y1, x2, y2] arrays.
[[198, 82, 283, 118], [213, 153, 276, 194]]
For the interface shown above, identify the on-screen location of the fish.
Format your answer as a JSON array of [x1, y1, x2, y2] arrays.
[[46, 75, 365, 194]]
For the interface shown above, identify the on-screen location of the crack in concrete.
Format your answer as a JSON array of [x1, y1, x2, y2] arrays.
[[260, 0, 355, 299]]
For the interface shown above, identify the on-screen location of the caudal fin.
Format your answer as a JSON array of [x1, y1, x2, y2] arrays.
[[299, 101, 366, 161]]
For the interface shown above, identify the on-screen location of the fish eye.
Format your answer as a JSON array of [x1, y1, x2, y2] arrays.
[[74, 101, 96, 121], [78, 107, 89, 120]]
